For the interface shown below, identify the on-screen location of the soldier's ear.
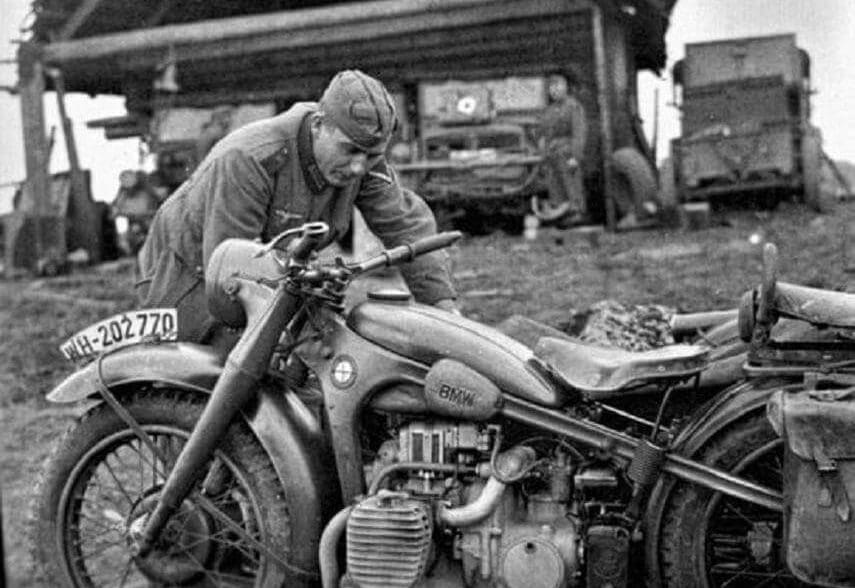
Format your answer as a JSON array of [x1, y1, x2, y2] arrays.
[[310, 112, 324, 133]]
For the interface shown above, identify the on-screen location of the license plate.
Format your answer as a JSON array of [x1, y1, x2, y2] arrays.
[[59, 308, 178, 361]]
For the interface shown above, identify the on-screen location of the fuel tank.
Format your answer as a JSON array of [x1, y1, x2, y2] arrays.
[[347, 300, 562, 407]]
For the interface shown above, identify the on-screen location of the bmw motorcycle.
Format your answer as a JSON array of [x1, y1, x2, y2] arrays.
[[33, 223, 855, 587]]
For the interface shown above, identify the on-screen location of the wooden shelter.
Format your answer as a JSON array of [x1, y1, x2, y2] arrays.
[[15, 0, 677, 257]]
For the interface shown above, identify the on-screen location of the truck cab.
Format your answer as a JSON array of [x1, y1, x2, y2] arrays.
[[394, 77, 547, 231], [670, 34, 823, 210]]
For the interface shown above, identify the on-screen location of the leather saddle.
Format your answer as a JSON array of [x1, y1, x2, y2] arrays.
[[773, 282, 855, 329], [534, 337, 709, 398]]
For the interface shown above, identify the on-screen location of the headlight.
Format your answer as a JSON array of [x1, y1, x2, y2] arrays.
[[205, 239, 281, 327]]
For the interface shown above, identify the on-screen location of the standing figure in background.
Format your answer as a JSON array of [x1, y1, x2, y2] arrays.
[[537, 74, 589, 224]]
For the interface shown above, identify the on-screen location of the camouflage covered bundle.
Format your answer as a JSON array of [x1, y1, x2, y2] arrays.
[[578, 299, 676, 351]]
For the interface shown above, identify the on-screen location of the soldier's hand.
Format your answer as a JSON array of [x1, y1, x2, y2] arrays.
[[434, 298, 462, 316]]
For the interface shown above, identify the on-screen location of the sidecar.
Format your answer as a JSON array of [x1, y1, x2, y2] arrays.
[[768, 384, 855, 587], [748, 243, 855, 586]]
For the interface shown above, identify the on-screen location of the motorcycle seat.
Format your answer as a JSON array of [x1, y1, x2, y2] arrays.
[[773, 282, 855, 329], [534, 337, 709, 396]]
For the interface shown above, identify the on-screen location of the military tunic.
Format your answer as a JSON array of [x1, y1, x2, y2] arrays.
[[539, 95, 589, 217], [137, 102, 455, 341]]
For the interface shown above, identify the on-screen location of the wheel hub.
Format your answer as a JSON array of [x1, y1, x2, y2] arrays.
[[747, 520, 776, 562], [127, 492, 215, 584]]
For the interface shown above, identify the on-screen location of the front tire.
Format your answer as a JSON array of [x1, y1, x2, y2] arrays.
[[31, 389, 291, 587], [658, 413, 812, 587]]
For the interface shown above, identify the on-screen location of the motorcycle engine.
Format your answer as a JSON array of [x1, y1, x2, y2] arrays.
[[352, 420, 585, 588], [343, 491, 433, 588]]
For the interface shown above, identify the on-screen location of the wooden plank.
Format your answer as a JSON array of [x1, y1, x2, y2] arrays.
[[57, 0, 108, 41], [591, 4, 616, 231], [158, 10, 594, 102], [16, 44, 49, 268], [44, 0, 589, 64]]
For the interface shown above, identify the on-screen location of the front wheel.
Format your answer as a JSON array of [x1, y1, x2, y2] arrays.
[[31, 389, 291, 587], [657, 413, 813, 587]]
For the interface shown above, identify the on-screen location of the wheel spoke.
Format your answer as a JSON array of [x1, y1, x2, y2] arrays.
[[717, 560, 754, 588], [124, 435, 170, 482], [102, 456, 136, 505], [116, 558, 136, 588], [178, 545, 255, 587], [754, 568, 788, 588], [195, 495, 266, 558], [720, 500, 764, 527]]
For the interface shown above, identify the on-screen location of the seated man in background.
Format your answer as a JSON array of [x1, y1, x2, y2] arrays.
[[137, 69, 458, 342], [537, 73, 589, 224]]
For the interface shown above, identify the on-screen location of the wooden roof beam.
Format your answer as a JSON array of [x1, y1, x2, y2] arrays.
[[43, 0, 590, 64]]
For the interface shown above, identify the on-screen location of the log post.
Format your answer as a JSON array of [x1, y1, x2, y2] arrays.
[[15, 42, 50, 272]]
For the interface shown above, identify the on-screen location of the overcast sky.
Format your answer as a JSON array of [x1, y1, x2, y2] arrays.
[[1, 0, 854, 206]]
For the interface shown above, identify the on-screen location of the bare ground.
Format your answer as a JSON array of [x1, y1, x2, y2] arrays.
[[2, 199, 853, 586]]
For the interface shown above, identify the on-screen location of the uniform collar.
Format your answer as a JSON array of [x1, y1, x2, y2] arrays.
[[297, 113, 329, 194]]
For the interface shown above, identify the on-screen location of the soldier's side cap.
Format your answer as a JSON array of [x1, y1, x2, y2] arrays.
[[319, 70, 398, 152]]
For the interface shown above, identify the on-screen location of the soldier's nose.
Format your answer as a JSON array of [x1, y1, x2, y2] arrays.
[[349, 154, 367, 176]]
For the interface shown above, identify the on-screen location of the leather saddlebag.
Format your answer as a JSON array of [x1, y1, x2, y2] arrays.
[[767, 386, 855, 587]]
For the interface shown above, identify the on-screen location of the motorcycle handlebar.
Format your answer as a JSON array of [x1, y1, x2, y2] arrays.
[[288, 222, 329, 266], [409, 231, 464, 257], [349, 231, 463, 275]]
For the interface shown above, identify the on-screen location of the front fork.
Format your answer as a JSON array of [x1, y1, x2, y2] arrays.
[[134, 282, 302, 555]]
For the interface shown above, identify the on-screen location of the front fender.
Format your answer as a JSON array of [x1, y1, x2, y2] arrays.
[[47, 342, 223, 403], [47, 342, 336, 583], [244, 387, 341, 582]]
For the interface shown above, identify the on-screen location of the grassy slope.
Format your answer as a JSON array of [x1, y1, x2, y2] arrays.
[[1, 260, 137, 586], [454, 200, 854, 326], [0, 200, 852, 585]]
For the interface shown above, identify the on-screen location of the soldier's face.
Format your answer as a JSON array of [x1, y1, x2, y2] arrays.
[[312, 119, 384, 186], [548, 77, 568, 101]]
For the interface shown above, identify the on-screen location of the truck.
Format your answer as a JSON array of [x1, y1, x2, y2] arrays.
[[393, 77, 547, 232], [669, 34, 825, 210]]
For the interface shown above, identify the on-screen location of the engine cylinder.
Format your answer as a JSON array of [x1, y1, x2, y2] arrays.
[[345, 491, 432, 588]]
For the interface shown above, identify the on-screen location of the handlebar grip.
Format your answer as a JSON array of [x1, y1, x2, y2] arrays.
[[289, 222, 329, 265], [409, 231, 463, 257], [756, 242, 779, 325], [348, 231, 462, 275]]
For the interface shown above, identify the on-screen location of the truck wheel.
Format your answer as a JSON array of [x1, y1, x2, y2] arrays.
[[610, 147, 659, 222], [801, 133, 829, 213]]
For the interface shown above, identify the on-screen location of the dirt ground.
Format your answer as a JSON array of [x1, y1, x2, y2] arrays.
[[2, 198, 853, 586]]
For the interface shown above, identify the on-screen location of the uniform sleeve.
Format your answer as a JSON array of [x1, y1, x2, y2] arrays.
[[356, 162, 457, 304], [569, 99, 588, 159], [200, 149, 273, 267]]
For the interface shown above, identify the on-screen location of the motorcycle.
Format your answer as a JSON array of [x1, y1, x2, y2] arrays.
[[32, 224, 855, 587]]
